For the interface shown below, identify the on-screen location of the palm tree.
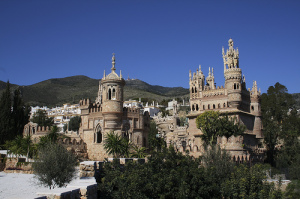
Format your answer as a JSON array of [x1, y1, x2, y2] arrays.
[[130, 145, 147, 158], [104, 131, 130, 158]]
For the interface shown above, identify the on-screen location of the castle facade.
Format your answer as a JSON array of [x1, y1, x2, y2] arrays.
[[155, 39, 264, 163], [78, 54, 150, 160]]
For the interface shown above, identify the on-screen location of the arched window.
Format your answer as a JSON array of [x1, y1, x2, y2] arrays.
[[192, 87, 194, 93], [208, 104, 210, 109], [196, 104, 199, 111], [108, 89, 112, 100], [95, 124, 102, 143], [192, 105, 195, 111], [218, 104, 221, 109], [195, 87, 197, 93], [112, 88, 116, 99], [251, 106, 254, 111], [213, 104, 215, 109], [223, 103, 226, 108]]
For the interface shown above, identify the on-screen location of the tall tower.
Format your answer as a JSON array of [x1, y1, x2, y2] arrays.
[[101, 54, 125, 129], [223, 39, 242, 108]]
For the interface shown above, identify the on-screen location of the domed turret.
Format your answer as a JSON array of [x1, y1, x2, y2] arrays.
[[223, 39, 242, 108]]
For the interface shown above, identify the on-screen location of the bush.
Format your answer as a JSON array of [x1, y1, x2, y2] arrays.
[[32, 142, 77, 189]]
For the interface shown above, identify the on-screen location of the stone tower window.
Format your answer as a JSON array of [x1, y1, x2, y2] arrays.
[[108, 88, 112, 100], [192, 105, 195, 111], [251, 106, 254, 111], [195, 87, 197, 93], [112, 88, 116, 99], [208, 104, 210, 109], [95, 125, 102, 143], [192, 87, 194, 93], [196, 104, 199, 111], [223, 103, 226, 108], [213, 104, 215, 109]]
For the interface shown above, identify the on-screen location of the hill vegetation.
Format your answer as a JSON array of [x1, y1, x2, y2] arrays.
[[0, 76, 189, 107]]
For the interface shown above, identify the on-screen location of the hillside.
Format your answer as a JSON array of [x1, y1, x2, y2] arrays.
[[0, 76, 189, 107]]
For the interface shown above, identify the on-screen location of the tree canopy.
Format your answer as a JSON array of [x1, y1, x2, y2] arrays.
[[196, 111, 245, 146], [261, 82, 300, 168], [32, 142, 77, 189], [30, 109, 53, 127]]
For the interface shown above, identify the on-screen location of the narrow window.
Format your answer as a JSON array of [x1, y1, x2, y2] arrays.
[[208, 104, 210, 109], [108, 89, 112, 100], [96, 131, 102, 143], [196, 104, 199, 111], [112, 88, 116, 99], [192, 87, 194, 93], [213, 104, 215, 109]]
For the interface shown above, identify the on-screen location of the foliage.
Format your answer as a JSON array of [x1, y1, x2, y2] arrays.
[[130, 145, 147, 158], [196, 111, 245, 146], [4, 135, 37, 159], [285, 180, 300, 199], [104, 131, 131, 158], [261, 82, 299, 167], [65, 116, 81, 132], [99, 145, 281, 198], [0, 82, 30, 147], [32, 142, 77, 189], [37, 126, 60, 149], [147, 120, 166, 152], [221, 164, 283, 199], [30, 109, 54, 127], [0, 81, 13, 146], [12, 88, 31, 138]]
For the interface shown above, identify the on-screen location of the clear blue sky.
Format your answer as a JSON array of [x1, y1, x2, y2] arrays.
[[0, 0, 299, 93]]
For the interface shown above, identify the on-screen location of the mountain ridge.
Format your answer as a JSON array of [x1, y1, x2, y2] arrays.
[[0, 76, 189, 107]]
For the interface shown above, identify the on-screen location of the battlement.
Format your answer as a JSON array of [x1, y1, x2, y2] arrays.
[[79, 99, 90, 106]]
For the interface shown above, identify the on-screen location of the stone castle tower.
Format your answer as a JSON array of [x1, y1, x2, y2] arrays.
[[155, 39, 264, 163], [79, 54, 149, 160]]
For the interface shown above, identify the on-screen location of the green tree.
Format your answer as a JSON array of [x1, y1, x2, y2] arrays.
[[37, 126, 60, 149], [12, 88, 30, 138], [32, 142, 77, 189], [130, 145, 147, 158], [67, 116, 81, 132], [0, 81, 13, 146], [196, 111, 245, 146], [31, 109, 53, 127], [148, 120, 166, 152], [261, 82, 297, 167], [4, 135, 36, 159], [104, 131, 131, 158], [221, 164, 281, 199]]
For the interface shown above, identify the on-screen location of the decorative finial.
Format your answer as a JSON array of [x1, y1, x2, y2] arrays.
[[111, 53, 116, 72], [209, 67, 211, 76], [212, 67, 214, 76]]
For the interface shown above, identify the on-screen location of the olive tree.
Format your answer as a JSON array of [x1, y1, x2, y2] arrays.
[[32, 142, 77, 189]]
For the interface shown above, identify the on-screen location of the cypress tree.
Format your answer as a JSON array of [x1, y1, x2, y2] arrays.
[[12, 88, 30, 137], [0, 81, 13, 146]]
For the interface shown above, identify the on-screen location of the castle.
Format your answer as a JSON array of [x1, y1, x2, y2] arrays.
[[23, 39, 265, 163], [154, 39, 264, 163], [78, 54, 150, 160]]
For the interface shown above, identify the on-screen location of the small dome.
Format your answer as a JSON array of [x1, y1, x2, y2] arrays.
[[106, 71, 119, 80]]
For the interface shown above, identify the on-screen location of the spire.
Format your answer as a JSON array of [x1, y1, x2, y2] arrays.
[[120, 70, 122, 78], [208, 67, 211, 77], [212, 67, 214, 77], [103, 70, 106, 79], [111, 53, 116, 72]]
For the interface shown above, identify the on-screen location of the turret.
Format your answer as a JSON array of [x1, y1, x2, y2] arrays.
[[101, 54, 125, 129], [223, 39, 242, 108], [206, 67, 215, 89], [250, 81, 261, 116]]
